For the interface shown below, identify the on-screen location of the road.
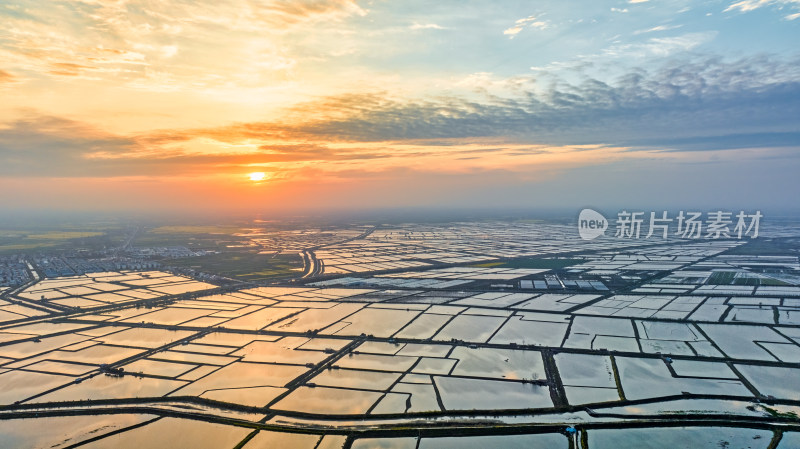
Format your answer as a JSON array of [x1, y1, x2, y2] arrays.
[[300, 226, 375, 279]]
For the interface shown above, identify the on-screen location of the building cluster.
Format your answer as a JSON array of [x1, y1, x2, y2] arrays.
[[125, 246, 216, 259], [33, 256, 160, 278], [0, 257, 32, 287]]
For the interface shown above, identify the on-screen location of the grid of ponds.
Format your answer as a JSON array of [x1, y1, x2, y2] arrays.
[[1, 227, 800, 448]]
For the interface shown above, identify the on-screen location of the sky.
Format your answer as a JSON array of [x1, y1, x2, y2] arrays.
[[1, 0, 799, 216]]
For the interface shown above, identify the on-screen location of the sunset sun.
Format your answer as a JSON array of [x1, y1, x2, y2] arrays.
[[248, 172, 266, 182]]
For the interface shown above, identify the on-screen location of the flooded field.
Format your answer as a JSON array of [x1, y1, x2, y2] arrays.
[[1, 227, 800, 448]]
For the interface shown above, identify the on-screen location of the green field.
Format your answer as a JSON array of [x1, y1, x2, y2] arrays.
[[707, 271, 737, 285], [758, 277, 792, 286], [0, 228, 121, 254], [168, 252, 303, 282], [23, 231, 104, 240], [133, 228, 251, 250]]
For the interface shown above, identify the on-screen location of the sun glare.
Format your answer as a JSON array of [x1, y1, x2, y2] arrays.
[[248, 172, 266, 182]]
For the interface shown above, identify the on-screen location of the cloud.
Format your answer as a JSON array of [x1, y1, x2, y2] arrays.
[[725, 0, 774, 12], [515, 15, 549, 28], [0, 0, 366, 91], [724, 0, 800, 17], [638, 132, 800, 151], [5, 52, 798, 181], [602, 32, 716, 58], [410, 22, 446, 30], [105, 54, 792, 157], [0, 115, 140, 177], [0, 106, 650, 183], [629, 0, 649, 3], [266, 0, 366, 19], [246, 54, 800, 151], [0, 70, 16, 84], [0, 113, 442, 178], [47, 62, 97, 77], [0, 114, 244, 177], [504, 14, 548, 38], [634, 24, 683, 35], [611, 8, 629, 13]]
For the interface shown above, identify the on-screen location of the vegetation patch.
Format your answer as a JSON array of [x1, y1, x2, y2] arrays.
[[168, 252, 303, 282]]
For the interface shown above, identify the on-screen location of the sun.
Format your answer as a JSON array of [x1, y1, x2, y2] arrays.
[[248, 172, 266, 182]]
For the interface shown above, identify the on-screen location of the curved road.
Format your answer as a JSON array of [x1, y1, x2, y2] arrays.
[[301, 227, 374, 279]]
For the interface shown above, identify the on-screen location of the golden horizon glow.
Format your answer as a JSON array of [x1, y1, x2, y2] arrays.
[[249, 172, 267, 182]]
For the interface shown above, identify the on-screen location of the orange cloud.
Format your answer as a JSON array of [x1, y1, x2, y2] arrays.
[[0, 70, 15, 83]]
